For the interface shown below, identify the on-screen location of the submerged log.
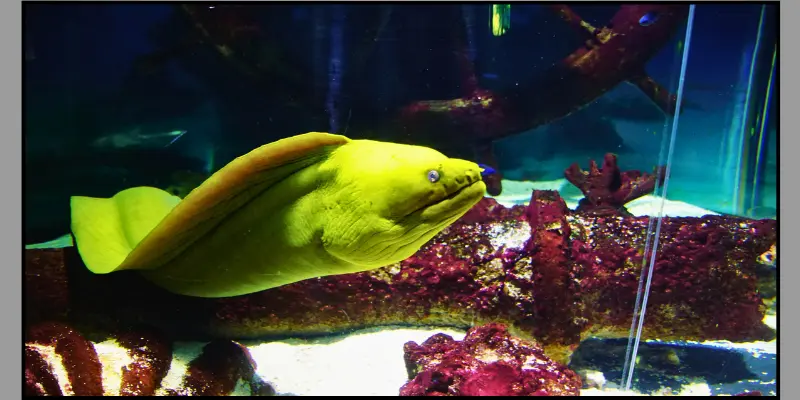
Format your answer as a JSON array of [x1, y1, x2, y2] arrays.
[[24, 190, 776, 364]]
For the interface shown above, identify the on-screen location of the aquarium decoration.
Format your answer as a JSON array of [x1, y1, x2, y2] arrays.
[[24, 153, 775, 395], [24, 321, 274, 396], [564, 153, 667, 216], [400, 323, 582, 396], [396, 4, 690, 195], [490, 4, 511, 37], [24, 2, 777, 395], [170, 4, 692, 197]]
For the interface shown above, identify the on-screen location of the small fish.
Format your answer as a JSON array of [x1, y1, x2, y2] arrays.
[[664, 349, 681, 366], [165, 130, 188, 146], [91, 128, 188, 150], [639, 11, 660, 27], [478, 163, 497, 177], [758, 243, 777, 267], [482, 73, 500, 80], [491, 4, 512, 37]]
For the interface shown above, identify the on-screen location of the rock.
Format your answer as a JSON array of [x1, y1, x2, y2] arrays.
[[24, 321, 273, 396], [399, 323, 582, 396], [24, 190, 776, 365]]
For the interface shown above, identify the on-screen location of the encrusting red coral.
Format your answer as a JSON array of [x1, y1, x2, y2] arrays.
[[24, 321, 273, 396], [24, 188, 775, 369], [26, 322, 105, 396], [400, 323, 582, 396]]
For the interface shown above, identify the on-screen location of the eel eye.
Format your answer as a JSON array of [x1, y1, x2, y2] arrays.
[[427, 170, 441, 183]]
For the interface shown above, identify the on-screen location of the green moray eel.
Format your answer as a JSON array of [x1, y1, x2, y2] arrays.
[[70, 132, 487, 298]]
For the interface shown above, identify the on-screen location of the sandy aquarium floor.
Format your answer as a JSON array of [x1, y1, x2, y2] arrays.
[[92, 321, 777, 396], [28, 179, 777, 396]]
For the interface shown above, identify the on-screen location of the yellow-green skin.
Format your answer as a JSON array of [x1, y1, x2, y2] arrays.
[[71, 134, 486, 298]]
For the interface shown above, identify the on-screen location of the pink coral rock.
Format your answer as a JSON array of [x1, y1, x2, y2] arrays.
[[400, 323, 582, 396]]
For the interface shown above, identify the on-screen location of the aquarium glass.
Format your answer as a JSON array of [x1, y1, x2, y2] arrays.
[[659, 4, 778, 220], [23, 3, 777, 397], [622, 3, 778, 397]]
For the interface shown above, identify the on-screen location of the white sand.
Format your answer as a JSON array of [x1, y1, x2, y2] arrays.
[[245, 327, 466, 396], [52, 322, 772, 396]]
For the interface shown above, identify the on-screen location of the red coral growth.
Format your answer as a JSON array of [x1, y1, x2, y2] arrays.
[[23, 190, 777, 365], [26, 321, 104, 396], [459, 197, 526, 225], [116, 326, 173, 396], [400, 323, 582, 396], [641, 217, 775, 341], [23, 320, 274, 396], [25, 346, 62, 396], [523, 191, 584, 344], [572, 213, 776, 341], [564, 153, 665, 215], [177, 339, 271, 396]]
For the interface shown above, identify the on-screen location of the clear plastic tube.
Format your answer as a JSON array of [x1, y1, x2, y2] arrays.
[[620, 4, 697, 392]]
